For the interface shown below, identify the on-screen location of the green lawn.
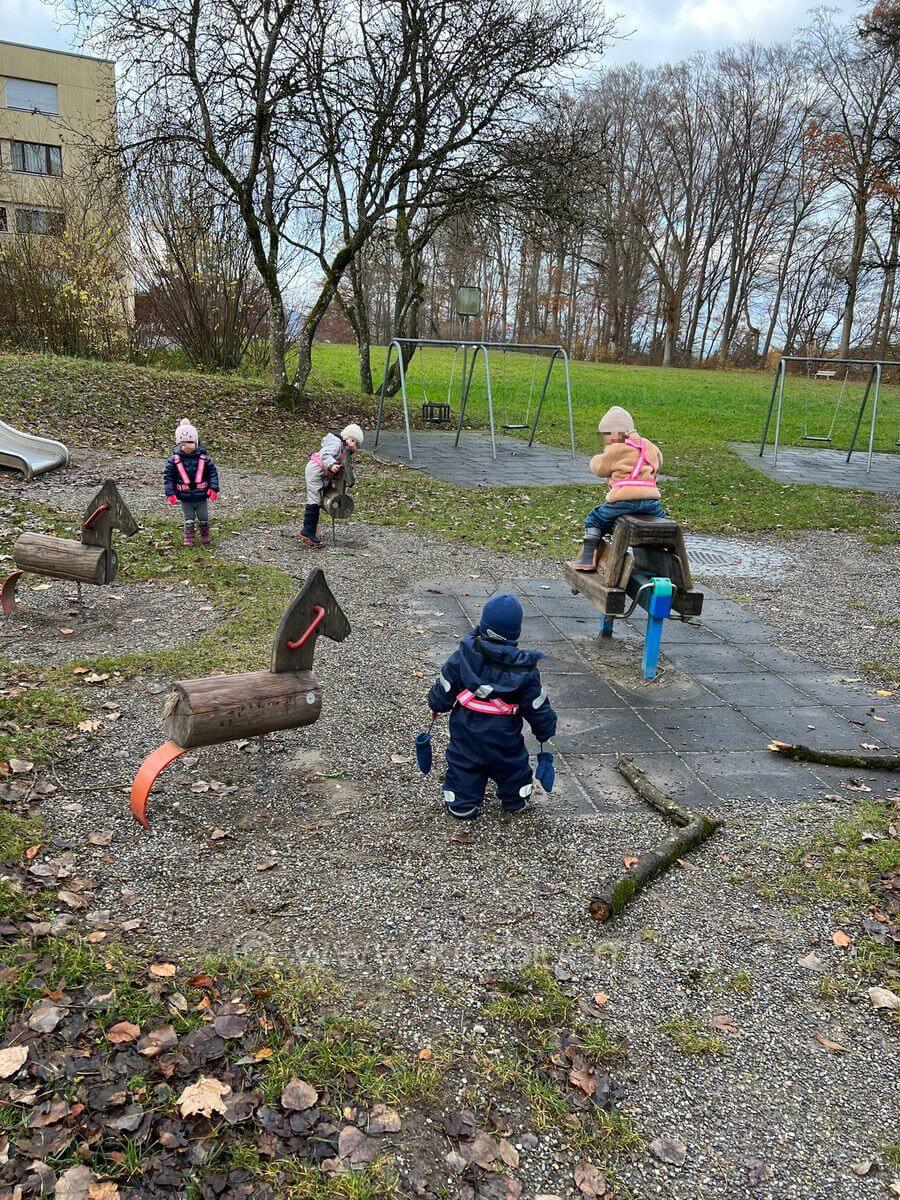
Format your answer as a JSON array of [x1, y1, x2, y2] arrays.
[[1, 348, 897, 544], [309, 344, 899, 543]]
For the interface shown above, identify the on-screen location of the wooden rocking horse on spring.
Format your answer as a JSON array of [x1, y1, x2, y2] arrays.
[[1, 480, 139, 615]]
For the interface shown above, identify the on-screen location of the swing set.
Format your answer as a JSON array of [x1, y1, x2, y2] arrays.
[[759, 355, 898, 473], [373, 337, 576, 462]]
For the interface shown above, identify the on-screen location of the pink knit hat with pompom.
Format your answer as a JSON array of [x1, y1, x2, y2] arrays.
[[175, 419, 198, 446]]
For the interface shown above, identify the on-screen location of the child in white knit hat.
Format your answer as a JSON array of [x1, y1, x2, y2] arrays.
[[300, 423, 363, 549], [163, 419, 220, 547], [571, 406, 666, 571]]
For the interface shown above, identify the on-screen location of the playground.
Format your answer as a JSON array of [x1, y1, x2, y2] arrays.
[[0, 351, 897, 1200]]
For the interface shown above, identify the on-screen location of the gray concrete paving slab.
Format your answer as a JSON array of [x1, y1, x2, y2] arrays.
[[731, 441, 900, 493], [409, 570, 898, 810], [373, 430, 595, 487], [640, 706, 773, 752]]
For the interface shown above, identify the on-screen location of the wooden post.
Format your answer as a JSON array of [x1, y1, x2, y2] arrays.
[[13, 534, 107, 584]]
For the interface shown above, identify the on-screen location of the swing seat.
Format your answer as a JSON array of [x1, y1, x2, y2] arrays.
[[501, 423, 529, 431], [801, 435, 832, 442]]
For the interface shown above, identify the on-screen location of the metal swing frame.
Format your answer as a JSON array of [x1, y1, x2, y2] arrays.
[[373, 337, 576, 462], [759, 355, 898, 474]]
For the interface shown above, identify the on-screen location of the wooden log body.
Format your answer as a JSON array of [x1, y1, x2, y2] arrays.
[[13, 533, 107, 583], [163, 669, 322, 749]]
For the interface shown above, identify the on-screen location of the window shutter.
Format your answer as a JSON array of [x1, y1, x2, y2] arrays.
[[5, 78, 59, 114]]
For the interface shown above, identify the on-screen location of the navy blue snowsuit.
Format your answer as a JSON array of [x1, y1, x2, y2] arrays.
[[427, 628, 557, 817]]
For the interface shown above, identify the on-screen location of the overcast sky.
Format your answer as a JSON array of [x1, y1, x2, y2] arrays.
[[0, 0, 863, 63]]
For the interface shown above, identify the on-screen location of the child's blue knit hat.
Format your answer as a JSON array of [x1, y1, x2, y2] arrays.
[[480, 594, 523, 643]]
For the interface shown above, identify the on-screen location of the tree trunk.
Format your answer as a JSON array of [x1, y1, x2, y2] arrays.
[[838, 197, 868, 360]]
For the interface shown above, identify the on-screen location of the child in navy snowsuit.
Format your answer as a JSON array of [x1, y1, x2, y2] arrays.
[[427, 594, 557, 819], [164, 419, 220, 546]]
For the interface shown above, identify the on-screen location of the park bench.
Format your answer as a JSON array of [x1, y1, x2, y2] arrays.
[[814, 369, 837, 380]]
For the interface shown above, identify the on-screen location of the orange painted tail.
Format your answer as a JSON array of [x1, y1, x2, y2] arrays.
[[130, 740, 186, 829]]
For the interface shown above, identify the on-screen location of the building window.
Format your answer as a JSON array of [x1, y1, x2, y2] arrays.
[[15, 207, 65, 236], [0, 207, 7, 233], [4, 77, 58, 115], [10, 141, 62, 176]]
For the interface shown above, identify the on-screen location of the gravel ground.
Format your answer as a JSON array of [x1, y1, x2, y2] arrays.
[[705, 526, 900, 685], [0, 578, 216, 664], [31, 518, 898, 1200], [0, 446, 300, 516]]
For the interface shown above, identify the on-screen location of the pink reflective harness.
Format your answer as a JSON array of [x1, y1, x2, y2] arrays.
[[310, 446, 344, 474], [457, 688, 520, 716], [612, 437, 658, 488], [173, 453, 209, 493]]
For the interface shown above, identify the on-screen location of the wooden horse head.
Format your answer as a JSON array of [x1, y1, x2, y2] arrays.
[[81, 480, 139, 549], [81, 481, 139, 586], [271, 567, 351, 672]]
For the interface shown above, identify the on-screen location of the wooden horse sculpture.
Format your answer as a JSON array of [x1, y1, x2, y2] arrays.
[[320, 459, 354, 543], [1, 480, 139, 615], [130, 567, 351, 829]]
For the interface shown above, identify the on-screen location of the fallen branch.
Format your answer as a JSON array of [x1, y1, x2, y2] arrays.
[[768, 740, 899, 772], [588, 758, 724, 923]]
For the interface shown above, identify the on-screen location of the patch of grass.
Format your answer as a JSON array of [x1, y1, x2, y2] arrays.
[[0, 810, 44, 861], [659, 1015, 725, 1055], [882, 1141, 900, 1170], [817, 973, 856, 1000], [208, 1146, 399, 1200], [580, 1025, 627, 1065], [484, 964, 575, 1041], [785, 799, 900, 909], [262, 1016, 443, 1109], [0, 669, 87, 766], [727, 970, 753, 996]]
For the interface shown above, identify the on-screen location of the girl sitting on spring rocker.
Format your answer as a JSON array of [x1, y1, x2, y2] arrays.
[[164, 419, 220, 546], [571, 405, 666, 572], [426, 593, 557, 820], [300, 424, 364, 549]]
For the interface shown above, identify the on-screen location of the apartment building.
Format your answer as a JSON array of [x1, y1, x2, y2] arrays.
[[0, 40, 118, 238]]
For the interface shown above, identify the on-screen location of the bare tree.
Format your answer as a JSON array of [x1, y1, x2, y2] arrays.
[[72, 0, 328, 394], [802, 9, 900, 358], [131, 161, 268, 370], [287, 0, 610, 393]]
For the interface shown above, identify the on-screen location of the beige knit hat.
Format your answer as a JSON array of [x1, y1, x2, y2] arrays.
[[598, 406, 636, 435]]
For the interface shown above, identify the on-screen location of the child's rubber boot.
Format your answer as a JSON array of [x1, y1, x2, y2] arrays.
[[501, 782, 532, 815], [443, 788, 480, 820], [183, 524, 196, 548], [570, 533, 600, 572], [299, 503, 323, 549], [199, 522, 211, 545]]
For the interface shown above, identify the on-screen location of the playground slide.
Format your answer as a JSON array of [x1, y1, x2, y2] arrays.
[[0, 419, 70, 481]]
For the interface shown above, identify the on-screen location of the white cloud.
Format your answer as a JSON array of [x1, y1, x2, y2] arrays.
[[0, 0, 73, 52], [603, 0, 860, 64]]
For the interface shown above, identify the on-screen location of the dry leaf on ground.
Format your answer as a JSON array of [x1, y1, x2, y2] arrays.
[[177, 1076, 231, 1118], [148, 962, 176, 978], [367, 1103, 401, 1134], [574, 1160, 608, 1196], [107, 1021, 140, 1044], [0, 1045, 28, 1078], [280, 1078, 318, 1112], [338, 1125, 378, 1164], [56, 1166, 94, 1200], [649, 1136, 687, 1166], [813, 1032, 849, 1053], [868, 985, 899, 1010]]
